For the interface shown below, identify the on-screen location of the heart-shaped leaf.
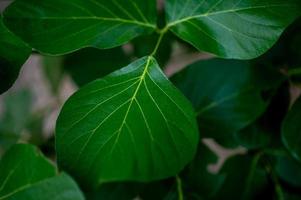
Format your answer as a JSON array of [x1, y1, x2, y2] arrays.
[[172, 58, 284, 139], [282, 96, 301, 162], [0, 16, 30, 94], [56, 57, 199, 186], [165, 0, 301, 59], [3, 0, 157, 55], [0, 144, 84, 200]]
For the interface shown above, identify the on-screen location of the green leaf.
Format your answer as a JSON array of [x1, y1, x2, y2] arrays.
[[3, 0, 157, 55], [172, 58, 284, 139], [0, 144, 84, 200], [0, 89, 32, 153], [282, 96, 301, 162], [213, 154, 269, 200], [86, 183, 141, 200], [235, 124, 273, 150], [165, 0, 301, 59], [56, 57, 199, 186], [64, 47, 130, 87], [0, 16, 30, 94], [275, 154, 301, 188], [235, 84, 291, 150], [184, 143, 225, 199]]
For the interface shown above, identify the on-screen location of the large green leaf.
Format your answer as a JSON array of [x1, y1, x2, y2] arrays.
[[0, 144, 84, 200], [3, 0, 157, 55], [0, 16, 30, 94], [172, 58, 284, 139], [56, 57, 198, 186], [165, 0, 301, 59], [282, 96, 301, 162]]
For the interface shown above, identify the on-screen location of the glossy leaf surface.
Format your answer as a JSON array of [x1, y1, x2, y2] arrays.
[[0, 16, 30, 94], [165, 0, 301, 59], [282, 96, 301, 162], [56, 57, 199, 186], [0, 144, 84, 200], [3, 0, 157, 55]]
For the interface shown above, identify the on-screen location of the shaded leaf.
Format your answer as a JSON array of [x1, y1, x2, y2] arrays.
[[275, 154, 301, 188], [172, 58, 284, 139], [0, 144, 84, 200], [282, 96, 301, 162], [64, 47, 130, 87], [56, 57, 199, 186], [165, 0, 301, 59], [0, 90, 32, 153], [3, 0, 157, 55], [183, 143, 225, 199], [0, 16, 30, 94], [212, 154, 269, 200]]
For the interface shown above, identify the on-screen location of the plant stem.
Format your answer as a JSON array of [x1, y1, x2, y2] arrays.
[[176, 175, 184, 200], [150, 26, 169, 56], [263, 158, 284, 200], [242, 152, 263, 200]]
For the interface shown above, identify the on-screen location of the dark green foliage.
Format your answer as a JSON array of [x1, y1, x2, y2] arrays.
[[0, 0, 301, 199]]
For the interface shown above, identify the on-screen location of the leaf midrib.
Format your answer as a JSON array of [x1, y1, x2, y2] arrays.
[[168, 3, 294, 27]]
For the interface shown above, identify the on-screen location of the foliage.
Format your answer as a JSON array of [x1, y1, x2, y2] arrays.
[[0, 0, 301, 199]]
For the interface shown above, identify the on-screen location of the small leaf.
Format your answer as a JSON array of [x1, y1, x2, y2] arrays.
[[0, 144, 84, 200], [56, 57, 199, 186], [282, 96, 301, 162], [0, 90, 32, 153], [64, 47, 130, 87], [0, 16, 30, 94], [3, 0, 157, 55], [165, 0, 301, 59], [172, 58, 284, 139]]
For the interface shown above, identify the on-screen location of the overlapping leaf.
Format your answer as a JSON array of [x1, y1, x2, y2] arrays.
[[0, 16, 30, 94], [282, 96, 301, 162], [172, 58, 284, 139], [3, 0, 157, 55], [64, 47, 130, 86], [56, 57, 199, 186], [165, 0, 301, 59], [0, 144, 84, 200]]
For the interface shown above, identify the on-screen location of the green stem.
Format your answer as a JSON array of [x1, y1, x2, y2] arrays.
[[242, 152, 264, 200], [263, 159, 284, 200], [150, 26, 169, 56], [176, 175, 184, 200]]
